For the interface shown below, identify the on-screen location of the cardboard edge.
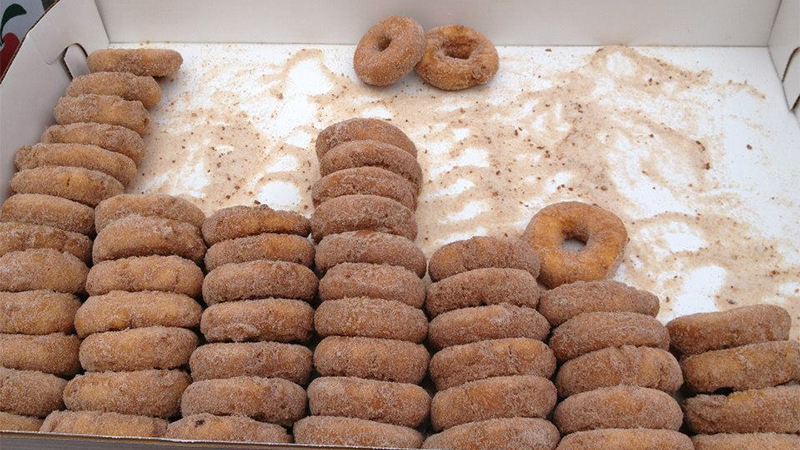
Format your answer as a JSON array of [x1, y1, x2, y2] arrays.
[[768, 0, 800, 78]]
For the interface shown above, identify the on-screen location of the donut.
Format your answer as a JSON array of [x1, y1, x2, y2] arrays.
[[538, 279, 659, 326], [423, 418, 560, 450], [87, 48, 183, 77], [0, 249, 88, 294], [555, 345, 682, 397], [523, 201, 628, 287], [310, 194, 417, 243], [428, 236, 539, 281], [685, 385, 800, 434], [314, 336, 429, 384], [79, 326, 198, 372], [0, 333, 81, 376], [200, 298, 314, 343], [353, 16, 425, 86], [95, 194, 205, 232], [11, 166, 123, 207], [0, 411, 42, 431], [667, 304, 791, 356], [0, 222, 91, 263], [415, 25, 499, 91], [41, 410, 168, 437], [15, 143, 136, 186], [41, 123, 146, 166], [180, 376, 306, 426], [0, 194, 95, 235], [314, 297, 428, 343], [316, 118, 416, 159], [319, 262, 425, 308], [308, 377, 430, 428], [320, 140, 423, 193], [189, 342, 312, 385], [74, 291, 202, 338], [549, 312, 669, 362], [204, 233, 314, 271], [64, 369, 189, 418], [0, 368, 66, 417], [315, 230, 426, 276], [92, 216, 206, 264], [0, 290, 80, 335], [430, 375, 557, 431], [425, 268, 541, 317], [294, 416, 423, 448], [202, 204, 310, 245], [692, 433, 800, 450], [66, 72, 161, 108], [428, 304, 550, 350], [429, 338, 556, 391], [202, 260, 317, 304], [165, 413, 290, 443], [86, 255, 203, 297], [312, 166, 417, 210], [556, 429, 694, 450], [54, 94, 150, 135]]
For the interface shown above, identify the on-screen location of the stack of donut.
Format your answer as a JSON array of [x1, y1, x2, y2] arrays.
[[295, 118, 430, 448], [170, 205, 316, 443], [668, 305, 800, 449]]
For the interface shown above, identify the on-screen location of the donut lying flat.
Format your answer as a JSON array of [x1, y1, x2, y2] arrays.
[[166, 413, 290, 443], [354, 16, 425, 86], [423, 418, 560, 450], [87, 48, 183, 77], [294, 416, 423, 448], [41, 410, 167, 438], [416, 25, 499, 91], [556, 429, 694, 450]]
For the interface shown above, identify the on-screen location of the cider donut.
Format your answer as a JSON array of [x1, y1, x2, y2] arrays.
[[428, 236, 540, 281], [320, 140, 423, 193], [92, 216, 206, 264], [315, 230, 426, 276], [204, 233, 314, 271], [316, 118, 417, 159], [428, 304, 550, 350], [95, 193, 205, 232], [312, 166, 417, 210], [0, 194, 95, 235], [189, 342, 312, 385], [0, 333, 81, 376], [0, 411, 43, 432], [54, 94, 150, 136], [87, 48, 183, 77], [0, 368, 66, 418], [0, 221, 92, 262], [294, 416, 423, 448], [423, 418, 560, 450], [41, 123, 146, 166], [310, 194, 417, 243], [86, 255, 203, 297], [685, 385, 800, 434], [539, 279, 659, 326], [41, 410, 168, 437], [425, 268, 541, 317], [415, 25, 499, 91], [16, 143, 136, 186], [692, 433, 800, 450], [0, 290, 81, 335], [202, 204, 310, 245], [79, 326, 198, 372], [0, 249, 88, 294], [200, 298, 314, 343], [166, 413, 291, 443], [314, 336, 429, 384], [11, 166, 123, 207], [315, 297, 428, 343], [556, 429, 694, 450], [319, 262, 425, 308], [66, 72, 161, 109], [202, 260, 317, 304], [353, 16, 425, 86]]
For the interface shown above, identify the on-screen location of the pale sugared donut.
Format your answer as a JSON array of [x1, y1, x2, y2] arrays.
[[95, 193, 205, 232], [0, 367, 66, 417], [0, 193, 95, 235], [0, 411, 43, 431], [202, 260, 317, 304], [428, 304, 550, 350], [0, 249, 88, 294], [316, 118, 416, 159], [86, 255, 203, 297], [78, 326, 197, 372], [319, 262, 425, 308], [685, 385, 800, 434], [41, 410, 167, 437], [523, 201, 628, 288], [354, 16, 425, 86], [204, 233, 315, 271], [189, 341, 312, 385], [314, 336, 429, 384], [166, 413, 290, 443], [15, 143, 136, 186], [538, 279, 659, 326], [87, 48, 183, 77], [54, 94, 150, 136], [200, 298, 314, 343], [425, 268, 541, 317], [66, 72, 161, 109], [692, 433, 800, 450], [294, 416, 423, 448], [315, 230, 426, 277], [320, 140, 423, 193], [427, 236, 540, 282], [0, 333, 80, 376], [312, 166, 417, 210], [315, 297, 428, 343], [310, 194, 417, 243], [92, 216, 206, 264], [41, 123, 146, 166], [0, 221, 92, 263], [423, 418, 559, 450], [415, 25, 499, 91], [11, 166, 123, 207], [202, 204, 310, 244], [556, 429, 694, 450], [0, 290, 81, 335]]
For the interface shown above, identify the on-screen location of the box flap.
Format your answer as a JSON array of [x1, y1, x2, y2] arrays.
[[768, 0, 799, 78]]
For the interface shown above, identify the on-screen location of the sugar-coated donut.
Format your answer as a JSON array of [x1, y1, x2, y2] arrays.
[[539, 279, 659, 326], [0, 290, 80, 335], [93, 216, 206, 264], [314, 336, 429, 384], [11, 166, 123, 207], [423, 418, 559, 450], [294, 416, 423, 448], [0, 221, 92, 263], [165, 413, 290, 443], [315, 230, 426, 276], [87, 48, 183, 77], [95, 193, 205, 232], [319, 262, 425, 308], [692, 433, 800, 450], [311, 194, 417, 243], [189, 342, 312, 385], [0, 249, 88, 294], [312, 166, 417, 210], [416, 25, 499, 91], [200, 298, 314, 343], [86, 255, 203, 297], [428, 304, 549, 350], [428, 236, 540, 281], [556, 429, 694, 450], [320, 140, 423, 193], [354, 16, 425, 86], [202, 204, 310, 245], [41, 410, 168, 437], [0, 194, 95, 235], [54, 94, 150, 136], [0, 333, 80, 376], [315, 297, 428, 343], [202, 260, 317, 304], [79, 326, 197, 372], [0, 368, 66, 418], [204, 233, 314, 271], [685, 385, 800, 434], [0, 411, 43, 431], [66, 72, 161, 109], [41, 123, 146, 166], [15, 143, 136, 187], [316, 118, 417, 159], [425, 268, 541, 317]]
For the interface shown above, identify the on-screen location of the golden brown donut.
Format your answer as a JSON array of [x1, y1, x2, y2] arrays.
[[41, 410, 168, 437], [294, 416, 423, 448], [523, 201, 628, 288], [200, 298, 314, 343], [308, 377, 430, 428], [556, 429, 694, 450], [0, 248, 88, 294], [11, 166, 123, 207], [692, 433, 800, 450], [86, 255, 203, 297], [539, 279, 659, 326], [353, 16, 425, 86], [79, 326, 197, 372], [685, 385, 800, 434], [15, 143, 136, 187], [66, 72, 161, 109], [203, 260, 317, 305], [316, 118, 417, 159], [427, 236, 540, 281], [428, 304, 550, 350], [0, 411, 43, 431], [415, 25, 499, 91], [41, 123, 145, 166], [95, 193, 205, 232], [315, 297, 428, 343], [92, 216, 206, 264], [0, 221, 91, 262], [165, 413, 290, 443], [315, 230, 426, 276], [87, 48, 183, 77], [189, 342, 313, 385], [314, 336, 429, 384], [423, 418, 559, 450], [320, 140, 423, 193], [204, 233, 314, 271], [667, 304, 791, 356], [319, 262, 425, 308], [0, 290, 80, 335], [54, 94, 150, 135], [312, 166, 417, 210], [0, 333, 80, 376], [202, 204, 310, 245], [0, 367, 66, 418], [310, 194, 417, 243], [430, 338, 556, 391], [425, 268, 541, 317], [0, 194, 95, 235]]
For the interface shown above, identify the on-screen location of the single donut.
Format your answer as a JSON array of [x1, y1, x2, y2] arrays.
[[0, 194, 94, 235], [92, 216, 206, 264], [86, 255, 203, 297], [79, 326, 197, 372], [523, 201, 628, 288], [75, 291, 202, 338], [200, 298, 314, 343], [685, 385, 800, 434], [0, 221, 91, 263], [316, 230, 426, 276], [15, 143, 136, 186], [428, 304, 549, 350], [320, 140, 423, 193], [539, 279, 659, 326], [425, 268, 541, 317], [0, 290, 80, 335], [556, 429, 694, 450], [180, 376, 306, 426], [353, 16, 425, 86], [165, 413, 290, 443], [311, 194, 417, 243], [315, 297, 428, 343], [0, 411, 43, 431], [308, 377, 430, 428], [424, 418, 559, 450], [666, 304, 791, 356], [549, 312, 669, 362], [41, 123, 145, 166], [312, 166, 417, 210], [41, 410, 167, 437], [66, 72, 161, 109], [64, 369, 189, 418], [202, 260, 317, 304], [314, 336, 429, 384], [555, 345, 682, 398], [415, 25, 499, 91], [0, 249, 88, 294], [319, 262, 425, 308], [95, 194, 205, 232], [428, 236, 540, 281], [189, 341, 312, 385], [204, 233, 314, 271], [430, 338, 556, 391], [431, 375, 557, 431], [202, 205, 310, 245], [54, 94, 150, 135], [0, 333, 80, 376], [294, 416, 423, 448], [11, 166, 123, 207], [0, 368, 66, 417], [87, 48, 183, 77], [316, 118, 417, 159], [692, 433, 800, 450]]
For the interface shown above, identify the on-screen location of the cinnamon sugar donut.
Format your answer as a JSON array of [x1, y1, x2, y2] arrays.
[[166, 414, 290, 443], [0, 412, 43, 431], [312, 166, 417, 210], [189, 342, 312, 384], [0, 221, 92, 262], [557, 429, 694, 450], [11, 166, 123, 207], [315, 297, 428, 343], [0, 249, 88, 294], [204, 233, 314, 271], [294, 416, 423, 448], [54, 94, 150, 136], [685, 385, 800, 434], [314, 336, 429, 384], [315, 230, 426, 276], [41, 410, 168, 437], [354, 16, 425, 86], [87, 48, 183, 77], [423, 418, 560, 450], [0, 290, 81, 335], [0, 194, 95, 235], [93, 216, 206, 264], [428, 304, 550, 350], [79, 326, 197, 372], [427, 236, 540, 281], [539, 279, 659, 326], [202, 204, 310, 244], [0, 333, 81, 376], [311, 194, 417, 243], [316, 118, 417, 159], [320, 140, 423, 193], [319, 262, 426, 308], [66, 72, 161, 109], [0, 368, 66, 417], [86, 255, 203, 297], [200, 298, 314, 343], [425, 268, 541, 317], [202, 260, 317, 304], [41, 123, 146, 166], [95, 193, 205, 232], [692, 434, 800, 450], [15, 143, 137, 186], [415, 25, 499, 91]]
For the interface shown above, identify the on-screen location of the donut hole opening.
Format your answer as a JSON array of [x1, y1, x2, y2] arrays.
[[562, 237, 587, 252], [375, 35, 392, 52], [443, 37, 478, 60]]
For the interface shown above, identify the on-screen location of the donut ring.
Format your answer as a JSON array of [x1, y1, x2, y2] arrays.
[[0, 249, 88, 294], [425, 418, 559, 450], [308, 377, 430, 428], [430, 375, 557, 431], [66, 72, 162, 109], [95, 194, 205, 232], [92, 216, 206, 264], [555, 346, 682, 398], [165, 414, 290, 443], [202, 260, 317, 304], [294, 416, 423, 448], [0, 333, 80, 376], [180, 376, 306, 426], [11, 166, 123, 207], [16, 143, 136, 186], [0, 221, 92, 263], [55, 94, 150, 136], [314, 336, 429, 384], [353, 16, 425, 86], [79, 326, 197, 372], [557, 429, 694, 450], [0, 194, 95, 235], [41, 411, 168, 437], [200, 298, 314, 343], [425, 268, 541, 317], [87, 48, 183, 77], [416, 25, 499, 91], [86, 255, 203, 297], [315, 297, 428, 343], [319, 262, 425, 308], [0, 412, 43, 431], [685, 385, 800, 434], [428, 236, 540, 282], [189, 342, 312, 385], [428, 304, 550, 350], [539, 280, 659, 326], [316, 118, 416, 159], [320, 140, 423, 193], [523, 201, 628, 288], [311, 194, 417, 243], [315, 231, 426, 276], [202, 205, 310, 245], [312, 167, 417, 210], [0, 368, 66, 417], [41, 123, 146, 166], [692, 434, 800, 450], [204, 233, 314, 271], [0, 290, 81, 335]]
